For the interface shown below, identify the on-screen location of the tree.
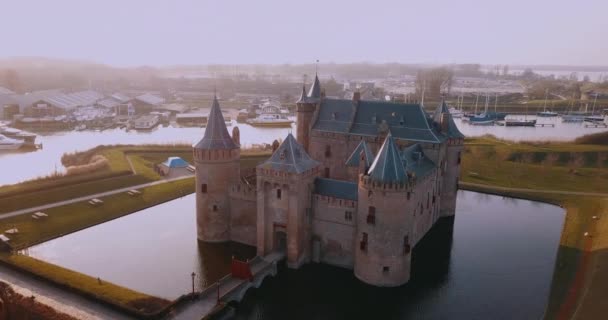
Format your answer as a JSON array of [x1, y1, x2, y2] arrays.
[[415, 67, 454, 101], [502, 65, 509, 76], [3, 69, 22, 93]]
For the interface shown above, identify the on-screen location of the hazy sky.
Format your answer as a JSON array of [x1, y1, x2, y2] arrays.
[[1, 0, 607, 67]]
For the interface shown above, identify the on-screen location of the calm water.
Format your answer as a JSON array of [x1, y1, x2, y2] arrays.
[[24, 194, 256, 299], [233, 190, 565, 320], [0, 117, 605, 186], [25, 190, 564, 320], [0, 123, 293, 186]]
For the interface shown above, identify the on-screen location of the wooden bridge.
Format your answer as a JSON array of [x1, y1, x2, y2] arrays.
[[169, 252, 285, 320]]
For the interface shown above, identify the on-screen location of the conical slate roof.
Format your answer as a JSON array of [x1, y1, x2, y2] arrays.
[[345, 140, 374, 167], [258, 133, 320, 174], [194, 95, 238, 150], [297, 84, 311, 103], [367, 134, 407, 183], [307, 74, 321, 100], [432, 100, 464, 139]]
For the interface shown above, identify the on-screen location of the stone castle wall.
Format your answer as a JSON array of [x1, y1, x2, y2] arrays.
[[311, 194, 357, 269], [229, 183, 258, 246]]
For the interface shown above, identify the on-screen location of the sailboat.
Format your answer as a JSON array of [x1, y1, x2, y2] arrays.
[[537, 90, 558, 117], [449, 93, 464, 118], [584, 93, 605, 123], [469, 93, 495, 125]]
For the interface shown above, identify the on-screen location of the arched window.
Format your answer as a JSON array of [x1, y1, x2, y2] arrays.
[[367, 206, 376, 225], [201, 184, 207, 193], [277, 188, 282, 199], [325, 145, 331, 158]]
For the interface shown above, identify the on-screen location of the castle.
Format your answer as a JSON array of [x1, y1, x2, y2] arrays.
[[193, 75, 464, 287]]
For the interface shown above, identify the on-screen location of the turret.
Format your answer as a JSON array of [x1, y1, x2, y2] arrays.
[[256, 134, 321, 268], [193, 94, 241, 242], [354, 134, 414, 287], [432, 100, 465, 217], [296, 74, 322, 153]]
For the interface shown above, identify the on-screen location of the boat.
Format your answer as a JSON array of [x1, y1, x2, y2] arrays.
[[496, 119, 537, 127], [537, 90, 558, 117], [449, 107, 463, 118], [537, 111, 558, 117], [584, 115, 605, 123], [561, 113, 586, 123], [0, 134, 24, 150], [133, 115, 160, 130], [465, 93, 506, 124], [246, 114, 294, 127]]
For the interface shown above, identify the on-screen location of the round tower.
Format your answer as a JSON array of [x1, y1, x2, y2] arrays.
[[354, 135, 414, 287], [193, 95, 240, 242]]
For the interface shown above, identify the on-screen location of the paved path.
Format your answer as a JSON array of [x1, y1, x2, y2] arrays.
[[0, 264, 136, 320], [460, 182, 608, 197], [0, 174, 194, 220]]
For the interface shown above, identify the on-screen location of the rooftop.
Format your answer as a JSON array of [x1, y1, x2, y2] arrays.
[[314, 178, 358, 201], [312, 98, 445, 143], [194, 95, 237, 150], [367, 134, 407, 184], [258, 133, 320, 174]]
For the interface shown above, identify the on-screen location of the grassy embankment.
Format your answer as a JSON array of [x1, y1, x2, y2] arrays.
[[0, 144, 271, 316], [459, 133, 608, 320]]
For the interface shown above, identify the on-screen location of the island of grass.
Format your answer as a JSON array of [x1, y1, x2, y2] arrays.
[[460, 132, 608, 320]]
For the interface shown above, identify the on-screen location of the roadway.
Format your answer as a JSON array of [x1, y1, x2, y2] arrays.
[[0, 174, 194, 220], [0, 264, 137, 320]]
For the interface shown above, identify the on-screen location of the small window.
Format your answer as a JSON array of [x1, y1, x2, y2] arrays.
[[201, 184, 207, 193], [457, 151, 461, 165], [407, 192, 410, 200], [432, 195, 436, 204], [345, 211, 353, 221], [383, 266, 390, 274], [325, 145, 331, 158], [403, 235, 411, 254], [367, 206, 376, 225], [212, 205, 218, 212], [324, 167, 330, 178], [277, 188, 282, 199], [360, 232, 368, 251]]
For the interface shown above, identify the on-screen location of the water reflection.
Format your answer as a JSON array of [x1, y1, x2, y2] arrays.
[[233, 190, 565, 320], [22, 190, 564, 318], [24, 194, 255, 299]]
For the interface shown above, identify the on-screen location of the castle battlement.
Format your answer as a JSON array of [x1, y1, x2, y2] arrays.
[[195, 84, 464, 288]]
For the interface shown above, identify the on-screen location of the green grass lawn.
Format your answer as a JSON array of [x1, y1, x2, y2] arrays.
[[460, 136, 608, 320]]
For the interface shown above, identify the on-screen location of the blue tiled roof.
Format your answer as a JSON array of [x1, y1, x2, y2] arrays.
[[401, 144, 436, 178], [314, 178, 358, 201], [312, 98, 445, 143], [345, 140, 374, 167], [368, 134, 407, 183], [432, 100, 464, 139], [258, 133, 320, 174], [194, 95, 238, 150]]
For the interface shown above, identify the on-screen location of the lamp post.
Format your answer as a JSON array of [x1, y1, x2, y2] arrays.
[[191, 272, 196, 295]]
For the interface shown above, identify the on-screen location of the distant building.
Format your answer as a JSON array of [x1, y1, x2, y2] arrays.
[[194, 75, 464, 287], [132, 93, 166, 114]]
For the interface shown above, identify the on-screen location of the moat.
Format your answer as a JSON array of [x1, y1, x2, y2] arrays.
[[23, 190, 564, 318]]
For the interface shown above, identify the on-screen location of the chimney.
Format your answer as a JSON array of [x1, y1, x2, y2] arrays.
[[440, 113, 449, 133], [359, 149, 367, 175], [232, 126, 240, 146], [353, 91, 361, 102]]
